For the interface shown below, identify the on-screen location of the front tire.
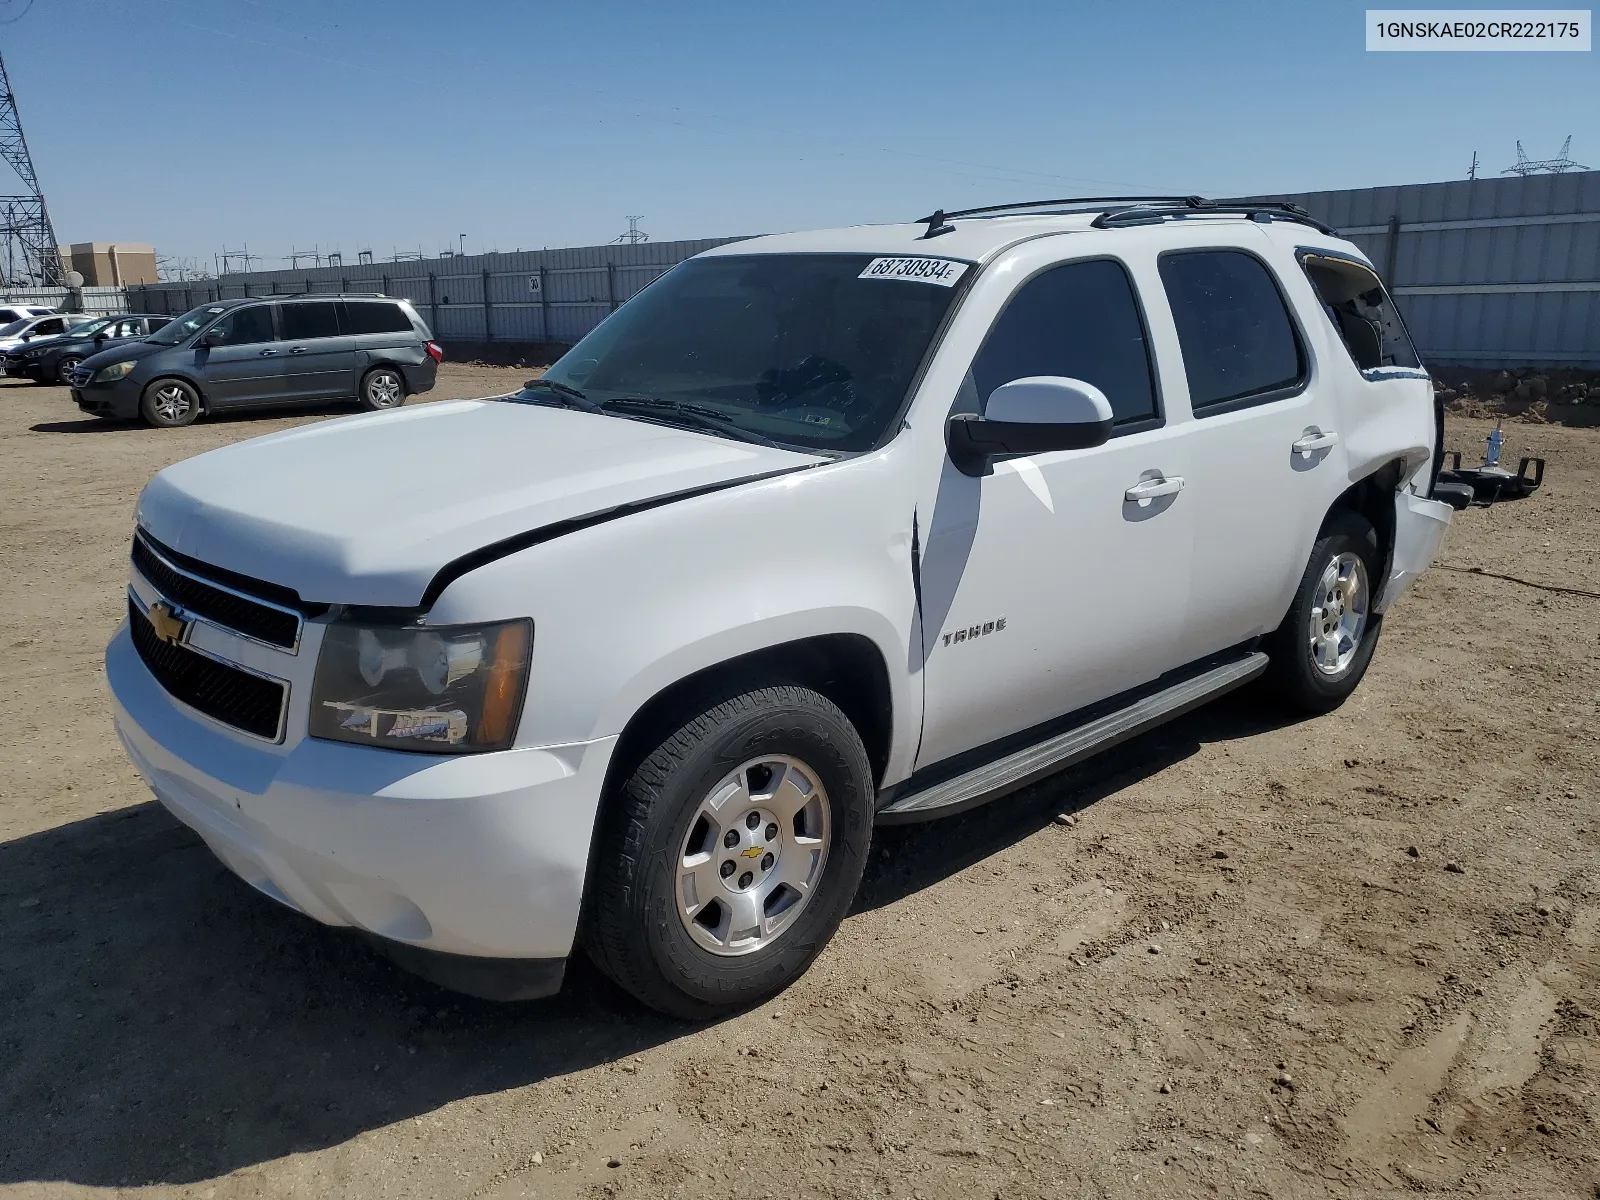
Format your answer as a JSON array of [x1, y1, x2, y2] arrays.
[[583, 685, 875, 1019], [1262, 510, 1382, 713], [357, 365, 406, 411], [139, 378, 201, 428], [55, 356, 82, 385]]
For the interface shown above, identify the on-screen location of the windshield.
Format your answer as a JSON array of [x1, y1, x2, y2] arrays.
[[145, 303, 230, 345], [533, 253, 968, 452], [0, 318, 28, 337], [67, 318, 111, 337]]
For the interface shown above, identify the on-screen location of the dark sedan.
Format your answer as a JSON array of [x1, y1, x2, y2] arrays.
[[4, 313, 171, 385]]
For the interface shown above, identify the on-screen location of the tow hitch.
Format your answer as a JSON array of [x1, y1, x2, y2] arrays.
[[1434, 419, 1545, 508]]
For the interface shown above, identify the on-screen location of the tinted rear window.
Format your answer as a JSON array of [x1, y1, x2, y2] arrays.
[[280, 301, 341, 340], [1158, 250, 1305, 412], [343, 301, 413, 335]]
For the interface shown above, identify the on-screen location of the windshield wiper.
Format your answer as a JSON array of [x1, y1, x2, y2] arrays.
[[600, 396, 784, 449], [512, 377, 604, 413]]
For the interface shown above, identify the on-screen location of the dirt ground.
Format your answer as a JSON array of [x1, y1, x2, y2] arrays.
[[2, 365, 1597, 1200]]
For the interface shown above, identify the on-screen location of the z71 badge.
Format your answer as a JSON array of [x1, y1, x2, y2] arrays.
[[941, 617, 1006, 647]]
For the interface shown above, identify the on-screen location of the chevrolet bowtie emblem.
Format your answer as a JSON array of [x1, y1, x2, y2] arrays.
[[147, 599, 188, 646]]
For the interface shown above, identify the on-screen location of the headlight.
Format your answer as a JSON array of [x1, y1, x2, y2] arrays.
[[91, 360, 137, 382], [309, 618, 532, 752]]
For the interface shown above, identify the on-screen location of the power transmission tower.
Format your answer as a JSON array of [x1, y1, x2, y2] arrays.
[[0, 50, 62, 285], [1502, 136, 1589, 176], [615, 215, 648, 244], [216, 245, 259, 275]]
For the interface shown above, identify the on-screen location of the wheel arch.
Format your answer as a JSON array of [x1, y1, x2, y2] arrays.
[[577, 630, 893, 944], [599, 632, 895, 806], [1322, 458, 1407, 579]]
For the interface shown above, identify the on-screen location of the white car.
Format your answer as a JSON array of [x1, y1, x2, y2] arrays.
[[108, 196, 1452, 1017], [0, 310, 73, 355], [0, 303, 58, 326]]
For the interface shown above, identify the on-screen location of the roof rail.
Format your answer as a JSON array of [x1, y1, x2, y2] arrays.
[[1091, 199, 1337, 235], [916, 195, 1336, 239], [918, 196, 1208, 238]]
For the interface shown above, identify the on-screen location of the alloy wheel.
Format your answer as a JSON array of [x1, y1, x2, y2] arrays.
[[1308, 551, 1369, 675], [675, 755, 832, 956]]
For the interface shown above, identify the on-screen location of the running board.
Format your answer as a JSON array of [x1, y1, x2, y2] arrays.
[[876, 651, 1268, 824]]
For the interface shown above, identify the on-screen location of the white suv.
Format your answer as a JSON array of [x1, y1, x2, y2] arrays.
[[109, 197, 1452, 1017]]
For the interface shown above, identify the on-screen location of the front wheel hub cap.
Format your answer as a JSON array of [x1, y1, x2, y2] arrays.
[[675, 754, 831, 956]]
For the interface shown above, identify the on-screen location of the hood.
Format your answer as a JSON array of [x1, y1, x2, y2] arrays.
[[137, 399, 824, 607], [81, 338, 165, 370]]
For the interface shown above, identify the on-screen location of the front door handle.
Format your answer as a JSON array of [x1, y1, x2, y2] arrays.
[[258, 348, 279, 356], [1124, 475, 1185, 502], [1292, 429, 1338, 454], [289, 346, 308, 354]]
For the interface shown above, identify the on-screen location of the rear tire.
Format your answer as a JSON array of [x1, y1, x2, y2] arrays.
[[357, 366, 406, 411], [139, 379, 201, 428], [583, 685, 874, 1019], [1262, 510, 1383, 713]]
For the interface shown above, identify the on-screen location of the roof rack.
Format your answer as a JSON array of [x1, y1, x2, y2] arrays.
[[258, 290, 389, 299], [916, 195, 1335, 239], [918, 196, 1205, 239], [1092, 198, 1336, 235]]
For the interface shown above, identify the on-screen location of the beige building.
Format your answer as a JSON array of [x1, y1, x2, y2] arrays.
[[56, 242, 159, 286]]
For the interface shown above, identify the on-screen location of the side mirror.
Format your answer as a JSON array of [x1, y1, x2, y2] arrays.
[[94, 333, 107, 344], [946, 377, 1114, 475], [200, 329, 226, 348]]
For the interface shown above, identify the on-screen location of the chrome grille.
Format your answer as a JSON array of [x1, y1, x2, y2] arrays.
[[132, 533, 303, 651], [128, 597, 288, 741]]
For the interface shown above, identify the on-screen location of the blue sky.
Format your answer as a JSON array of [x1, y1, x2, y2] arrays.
[[9, 0, 1595, 268]]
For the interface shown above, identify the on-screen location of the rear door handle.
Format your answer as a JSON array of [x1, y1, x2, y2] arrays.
[[258, 348, 279, 356], [1124, 475, 1185, 502], [1292, 429, 1338, 454], [289, 346, 308, 354]]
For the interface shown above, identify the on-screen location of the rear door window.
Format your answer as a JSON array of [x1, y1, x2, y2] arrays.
[[280, 301, 342, 341], [971, 257, 1160, 428], [1158, 250, 1306, 414], [210, 305, 277, 345], [1299, 253, 1421, 373], [342, 301, 413, 335]]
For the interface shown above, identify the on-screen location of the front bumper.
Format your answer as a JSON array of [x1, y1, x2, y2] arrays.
[[73, 376, 143, 418], [107, 620, 616, 983]]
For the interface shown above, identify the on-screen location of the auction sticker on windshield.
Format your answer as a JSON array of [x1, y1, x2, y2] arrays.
[[858, 257, 970, 286]]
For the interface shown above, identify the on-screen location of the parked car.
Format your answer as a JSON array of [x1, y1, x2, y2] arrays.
[[108, 198, 1452, 1017], [0, 303, 58, 325], [70, 294, 441, 425], [0, 311, 74, 353], [4, 313, 171, 384]]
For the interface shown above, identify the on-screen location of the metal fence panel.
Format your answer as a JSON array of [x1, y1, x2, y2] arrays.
[[1263, 170, 1600, 366], [127, 178, 1600, 366]]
